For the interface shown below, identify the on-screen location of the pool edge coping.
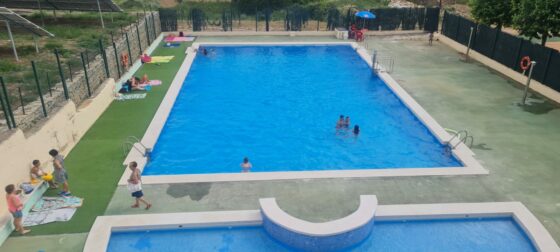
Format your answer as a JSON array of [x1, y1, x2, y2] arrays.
[[84, 201, 559, 252], [118, 41, 487, 185]]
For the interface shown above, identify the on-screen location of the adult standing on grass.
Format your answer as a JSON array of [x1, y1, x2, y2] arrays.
[[5, 184, 30, 235], [49, 149, 71, 196], [127, 161, 152, 210]]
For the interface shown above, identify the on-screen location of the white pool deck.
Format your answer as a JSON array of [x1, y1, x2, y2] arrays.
[[83, 198, 559, 252], [118, 42, 487, 185]]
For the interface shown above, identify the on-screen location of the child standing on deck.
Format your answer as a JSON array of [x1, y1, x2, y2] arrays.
[[49, 149, 71, 196], [5, 184, 30, 235], [128, 161, 152, 210]]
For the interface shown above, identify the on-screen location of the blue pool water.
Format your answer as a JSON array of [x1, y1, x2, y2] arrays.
[[107, 218, 536, 251], [143, 45, 460, 175]]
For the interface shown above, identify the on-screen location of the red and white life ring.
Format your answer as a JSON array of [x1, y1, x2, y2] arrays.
[[520, 56, 531, 71]]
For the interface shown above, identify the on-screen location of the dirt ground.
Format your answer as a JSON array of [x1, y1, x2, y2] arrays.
[[160, 0, 178, 8]]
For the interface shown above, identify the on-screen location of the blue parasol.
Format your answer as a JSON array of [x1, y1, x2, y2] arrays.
[[355, 11, 376, 19], [355, 11, 376, 29]]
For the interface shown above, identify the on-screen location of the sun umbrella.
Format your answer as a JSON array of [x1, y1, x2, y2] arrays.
[[355, 11, 376, 29]]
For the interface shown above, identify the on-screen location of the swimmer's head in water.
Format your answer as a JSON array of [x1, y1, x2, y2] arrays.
[[353, 125, 360, 134], [339, 115, 344, 119], [243, 157, 249, 163]]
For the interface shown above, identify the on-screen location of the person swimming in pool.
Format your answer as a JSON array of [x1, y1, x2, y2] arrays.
[[353, 125, 360, 136], [344, 116, 350, 128], [240, 157, 252, 173], [336, 115, 345, 129]]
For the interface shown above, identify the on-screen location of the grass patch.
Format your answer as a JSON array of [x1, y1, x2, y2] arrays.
[[21, 40, 189, 235]]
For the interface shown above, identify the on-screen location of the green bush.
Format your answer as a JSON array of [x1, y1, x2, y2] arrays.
[[0, 61, 22, 73]]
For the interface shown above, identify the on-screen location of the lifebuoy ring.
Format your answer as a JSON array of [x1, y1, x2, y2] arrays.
[[120, 53, 129, 67], [520, 56, 531, 71]]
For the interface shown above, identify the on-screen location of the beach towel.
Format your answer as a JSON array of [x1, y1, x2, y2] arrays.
[[116, 93, 147, 101], [163, 43, 181, 48], [148, 56, 174, 64], [139, 80, 162, 88], [164, 36, 195, 42], [31, 196, 83, 212], [23, 208, 77, 227], [23, 196, 83, 227]]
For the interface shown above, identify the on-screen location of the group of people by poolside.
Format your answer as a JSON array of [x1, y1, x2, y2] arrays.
[[5, 152, 153, 236], [5, 149, 70, 235], [336, 115, 360, 136], [119, 74, 151, 93]]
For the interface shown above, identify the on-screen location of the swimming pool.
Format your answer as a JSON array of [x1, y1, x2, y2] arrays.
[[141, 44, 461, 175], [107, 218, 535, 252]]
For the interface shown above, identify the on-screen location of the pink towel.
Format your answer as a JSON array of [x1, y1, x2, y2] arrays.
[[165, 37, 195, 42], [149, 80, 162, 86]]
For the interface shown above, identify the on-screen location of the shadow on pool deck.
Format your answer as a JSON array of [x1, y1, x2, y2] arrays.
[[102, 36, 560, 244]]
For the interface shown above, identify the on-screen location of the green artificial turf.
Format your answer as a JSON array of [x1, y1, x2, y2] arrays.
[[22, 40, 190, 236]]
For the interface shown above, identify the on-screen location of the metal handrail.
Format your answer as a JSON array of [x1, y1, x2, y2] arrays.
[[446, 130, 474, 149], [122, 136, 152, 159]]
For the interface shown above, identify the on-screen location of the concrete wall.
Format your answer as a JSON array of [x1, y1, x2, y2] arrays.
[[0, 77, 116, 245], [437, 34, 560, 104], [5, 12, 162, 132]]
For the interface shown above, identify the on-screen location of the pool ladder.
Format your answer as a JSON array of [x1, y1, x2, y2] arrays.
[[444, 129, 474, 150], [122, 136, 152, 160], [371, 49, 395, 74]]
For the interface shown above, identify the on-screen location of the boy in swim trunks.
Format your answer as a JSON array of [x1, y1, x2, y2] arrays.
[[5, 184, 30, 235], [128, 162, 151, 210], [49, 149, 71, 196]]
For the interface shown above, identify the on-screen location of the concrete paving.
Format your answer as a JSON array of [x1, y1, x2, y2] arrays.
[[104, 35, 560, 244], [0, 233, 87, 252]]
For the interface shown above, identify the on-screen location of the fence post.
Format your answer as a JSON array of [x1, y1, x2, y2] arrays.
[[0, 89, 11, 129], [31, 61, 48, 118], [145, 16, 151, 44], [542, 49, 554, 81], [80, 52, 92, 97], [136, 23, 143, 53], [490, 29, 500, 59], [46, 72, 52, 97], [125, 33, 132, 66], [68, 62, 73, 81], [113, 42, 122, 78], [151, 12, 157, 37], [514, 39, 524, 69], [17, 87, 25, 115], [99, 39, 110, 78], [54, 49, 69, 100], [0, 77, 16, 128]]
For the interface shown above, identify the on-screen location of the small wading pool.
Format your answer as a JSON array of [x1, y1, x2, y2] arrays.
[[142, 45, 461, 175], [107, 217, 535, 252]]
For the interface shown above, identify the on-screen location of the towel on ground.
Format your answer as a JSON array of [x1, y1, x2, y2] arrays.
[[164, 36, 195, 42], [23, 208, 77, 227], [116, 93, 147, 101], [148, 56, 174, 64], [163, 43, 181, 48], [139, 80, 162, 88], [31, 196, 83, 212], [23, 196, 83, 227]]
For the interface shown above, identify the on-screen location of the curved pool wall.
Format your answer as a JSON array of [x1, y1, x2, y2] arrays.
[[260, 196, 377, 252], [84, 198, 559, 252]]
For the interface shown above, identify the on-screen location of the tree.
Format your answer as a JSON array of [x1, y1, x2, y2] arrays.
[[469, 0, 512, 30], [512, 0, 560, 46]]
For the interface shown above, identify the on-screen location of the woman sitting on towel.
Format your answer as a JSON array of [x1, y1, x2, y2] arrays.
[[131, 77, 145, 91], [140, 74, 150, 85], [141, 53, 152, 64]]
